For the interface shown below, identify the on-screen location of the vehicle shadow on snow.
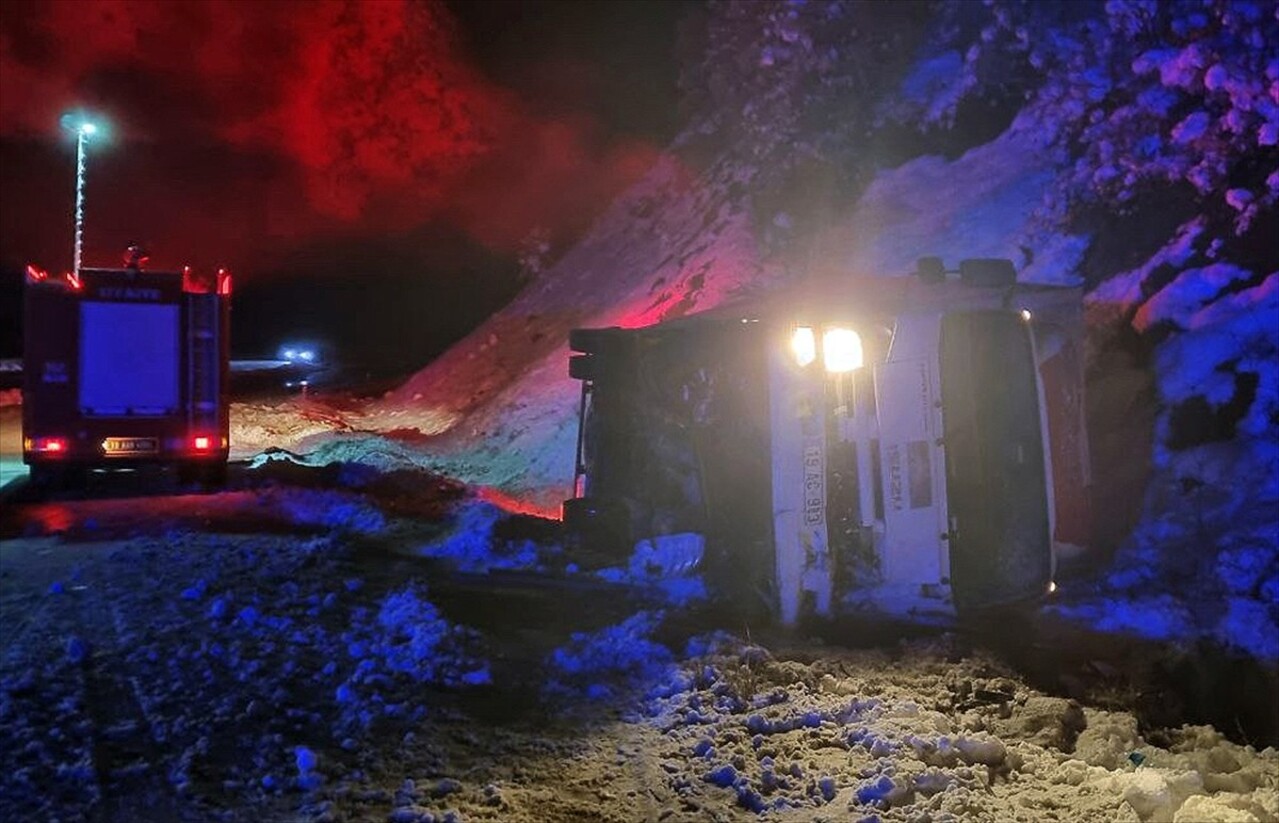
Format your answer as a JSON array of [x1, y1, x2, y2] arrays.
[[0, 456, 466, 542], [954, 605, 1279, 749]]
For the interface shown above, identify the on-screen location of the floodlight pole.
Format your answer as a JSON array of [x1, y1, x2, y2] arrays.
[[72, 125, 90, 277]]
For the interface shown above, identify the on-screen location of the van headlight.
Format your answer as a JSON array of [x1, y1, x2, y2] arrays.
[[822, 327, 864, 373], [791, 326, 817, 367]]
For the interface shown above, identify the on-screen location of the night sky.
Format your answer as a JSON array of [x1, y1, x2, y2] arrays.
[[0, 0, 692, 371]]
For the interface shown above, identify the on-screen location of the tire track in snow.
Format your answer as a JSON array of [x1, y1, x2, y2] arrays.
[[0, 585, 101, 821], [68, 566, 197, 822]]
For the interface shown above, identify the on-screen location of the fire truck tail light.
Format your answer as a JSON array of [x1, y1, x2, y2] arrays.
[[193, 436, 212, 451], [823, 327, 864, 373], [791, 326, 817, 367], [31, 437, 68, 453]]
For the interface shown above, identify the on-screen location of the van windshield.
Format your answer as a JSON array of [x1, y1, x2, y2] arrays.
[[939, 311, 1051, 609]]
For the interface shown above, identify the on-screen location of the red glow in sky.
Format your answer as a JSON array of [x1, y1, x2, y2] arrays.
[[0, 0, 662, 272]]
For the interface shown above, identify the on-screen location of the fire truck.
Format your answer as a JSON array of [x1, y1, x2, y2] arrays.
[[564, 259, 1091, 621], [22, 254, 232, 488]]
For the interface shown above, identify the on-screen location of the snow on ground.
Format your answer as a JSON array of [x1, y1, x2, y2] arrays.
[[640, 635, 1279, 823], [3, 486, 1278, 822], [0, 522, 488, 822]]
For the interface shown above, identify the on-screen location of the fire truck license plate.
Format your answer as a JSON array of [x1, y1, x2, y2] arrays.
[[103, 437, 159, 456]]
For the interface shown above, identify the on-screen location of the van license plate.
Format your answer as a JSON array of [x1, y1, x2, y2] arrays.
[[803, 444, 824, 526], [103, 437, 158, 456]]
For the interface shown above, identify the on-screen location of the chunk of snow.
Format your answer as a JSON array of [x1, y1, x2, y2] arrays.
[[295, 745, 318, 774], [1174, 795, 1263, 822], [1225, 189, 1255, 211], [705, 764, 738, 788], [65, 636, 90, 664], [411, 501, 540, 573], [1114, 768, 1204, 822], [956, 735, 1006, 766], [1172, 111, 1210, 143]]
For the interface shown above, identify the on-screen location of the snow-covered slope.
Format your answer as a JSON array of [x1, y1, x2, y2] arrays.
[[347, 153, 783, 510]]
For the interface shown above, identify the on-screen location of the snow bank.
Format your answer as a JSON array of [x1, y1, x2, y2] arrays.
[[835, 110, 1088, 286]]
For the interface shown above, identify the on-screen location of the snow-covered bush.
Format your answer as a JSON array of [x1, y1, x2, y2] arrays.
[[897, 1, 1279, 236]]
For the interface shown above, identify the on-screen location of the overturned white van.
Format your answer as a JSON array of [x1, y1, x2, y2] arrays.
[[564, 259, 1091, 623]]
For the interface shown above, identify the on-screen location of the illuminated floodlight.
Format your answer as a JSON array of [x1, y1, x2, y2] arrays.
[[1020, 308, 1033, 322], [791, 326, 817, 367], [822, 327, 864, 373], [60, 112, 106, 137], [60, 111, 108, 276], [299, 350, 314, 362]]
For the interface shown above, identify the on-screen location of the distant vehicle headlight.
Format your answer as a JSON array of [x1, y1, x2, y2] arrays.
[[280, 344, 320, 364], [822, 327, 863, 373], [791, 326, 817, 367]]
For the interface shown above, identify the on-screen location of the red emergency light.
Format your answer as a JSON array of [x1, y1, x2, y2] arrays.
[[192, 436, 213, 451], [217, 269, 232, 296], [25, 264, 49, 283]]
